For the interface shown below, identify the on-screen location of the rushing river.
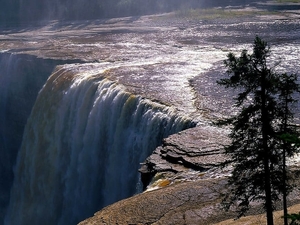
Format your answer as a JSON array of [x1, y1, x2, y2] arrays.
[[1, 7, 300, 225]]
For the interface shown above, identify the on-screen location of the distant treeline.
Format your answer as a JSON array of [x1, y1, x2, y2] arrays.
[[0, 0, 262, 27]]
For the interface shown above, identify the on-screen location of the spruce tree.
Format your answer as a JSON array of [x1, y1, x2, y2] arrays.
[[277, 73, 300, 225], [217, 36, 300, 225]]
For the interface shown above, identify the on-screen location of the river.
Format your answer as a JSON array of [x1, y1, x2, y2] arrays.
[[1, 5, 300, 225]]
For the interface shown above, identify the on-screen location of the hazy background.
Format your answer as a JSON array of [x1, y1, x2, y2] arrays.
[[0, 0, 265, 27]]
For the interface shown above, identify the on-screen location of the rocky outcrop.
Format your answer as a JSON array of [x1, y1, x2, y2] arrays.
[[78, 171, 300, 225], [78, 123, 300, 225], [78, 178, 233, 225], [139, 125, 229, 189], [78, 125, 232, 225]]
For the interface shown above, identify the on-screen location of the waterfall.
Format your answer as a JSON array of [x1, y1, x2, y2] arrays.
[[5, 65, 194, 225], [0, 53, 67, 223]]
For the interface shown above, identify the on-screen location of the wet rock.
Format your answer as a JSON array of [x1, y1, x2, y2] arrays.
[[139, 125, 229, 188]]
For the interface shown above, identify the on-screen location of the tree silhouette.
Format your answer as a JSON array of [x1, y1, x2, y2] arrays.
[[277, 73, 300, 225], [217, 36, 300, 225]]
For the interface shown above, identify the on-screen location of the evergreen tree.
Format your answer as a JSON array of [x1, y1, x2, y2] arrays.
[[217, 36, 300, 225], [276, 73, 300, 225]]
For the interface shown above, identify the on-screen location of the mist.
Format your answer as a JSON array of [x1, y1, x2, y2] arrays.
[[0, 0, 265, 28]]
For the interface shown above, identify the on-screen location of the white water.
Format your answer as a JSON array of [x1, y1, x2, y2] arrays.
[[4, 66, 193, 225], [2, 12, 300, 225]]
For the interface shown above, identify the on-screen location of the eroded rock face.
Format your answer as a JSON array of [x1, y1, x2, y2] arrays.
[[79, 171, 300, 225], [139, 125, 229, 188], [78, 124, 231, 225], [78, 178, 233, 225]]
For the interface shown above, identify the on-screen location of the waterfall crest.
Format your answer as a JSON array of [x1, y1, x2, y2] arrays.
[[5, 66, 194, 225]]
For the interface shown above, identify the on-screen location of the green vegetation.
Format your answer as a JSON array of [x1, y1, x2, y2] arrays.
[[173, 8, 277, 20], [285, 213, 300, 225], [217, 37, 300, 225]]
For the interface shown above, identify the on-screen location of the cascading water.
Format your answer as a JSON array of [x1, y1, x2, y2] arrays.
[[0, 53, 69, 223], [4, 65, 194, 225]]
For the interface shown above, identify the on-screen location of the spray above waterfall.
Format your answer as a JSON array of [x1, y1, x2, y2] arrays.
[[0, 0, 249, 27], [5, 65, 195, 225]]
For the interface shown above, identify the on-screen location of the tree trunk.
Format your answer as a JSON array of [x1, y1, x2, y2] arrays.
[[264, 158, 274, 225], [283, 151, 288, 225], [261, 70, 274, 225], [283, 94, 289, 225]]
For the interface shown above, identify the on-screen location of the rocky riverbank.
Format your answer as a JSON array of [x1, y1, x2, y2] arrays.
[[78, 176, 300, 225], [78, 178, 231, 225], [78, 121, 300, 224], [79, 124, 300, 225]]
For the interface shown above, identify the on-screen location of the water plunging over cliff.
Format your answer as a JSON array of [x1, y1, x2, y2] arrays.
[[4, 65, 194, 225], [0, 53, 77, 222]]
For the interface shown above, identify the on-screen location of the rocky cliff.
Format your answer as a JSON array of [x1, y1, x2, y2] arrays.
[[139, 125, 229, 189], [79, 124, 300, 225], [79, 125, 300, 225], [79, 126, 232, 225]]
